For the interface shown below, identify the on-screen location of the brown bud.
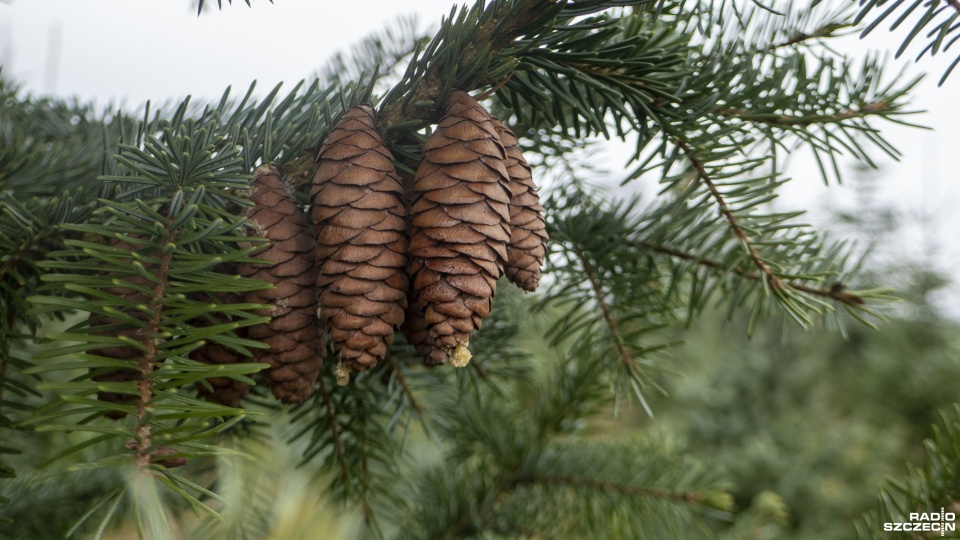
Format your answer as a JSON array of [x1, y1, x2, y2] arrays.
[[406, 90, 511, 364], [239, 165, 325, 403], [490, 118, 547, 292], [311, 104, 408, 373], [152, 445, 187, 468]]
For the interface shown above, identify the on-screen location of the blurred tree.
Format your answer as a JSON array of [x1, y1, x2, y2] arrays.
[[1, 1, 958, 538]]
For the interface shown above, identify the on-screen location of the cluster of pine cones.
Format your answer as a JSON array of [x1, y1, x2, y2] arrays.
[[96, 90, 546, 410]]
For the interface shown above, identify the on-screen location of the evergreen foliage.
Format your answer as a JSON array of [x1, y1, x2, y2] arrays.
[[1, 1, 958, 538]]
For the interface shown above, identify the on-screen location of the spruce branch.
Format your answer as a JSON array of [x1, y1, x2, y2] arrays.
[[640, 241, 866, 306], [855, 0, 960, 84], [132, 227, 174, 470], [439, 474, 516, 539], [0, 231, 40, 283], [316, 374, 349, 490], [358, 403, 374, 527], [764, 22, 852, 52], [377, 0, 556, 139], [384, 354, 423, 418], [470, 361, 491, 381], [857, 405, 960, 539], [571, 246, 637, 373], [714, 100, 892, 127], [674, 139, 782, 292]]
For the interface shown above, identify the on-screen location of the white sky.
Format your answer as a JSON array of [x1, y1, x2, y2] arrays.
[[2, 0, 959, 313]]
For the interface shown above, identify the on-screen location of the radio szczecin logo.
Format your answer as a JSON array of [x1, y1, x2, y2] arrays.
[[884, 509, 956, 535]]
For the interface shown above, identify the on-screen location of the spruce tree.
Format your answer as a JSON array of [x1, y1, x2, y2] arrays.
[[1, 1, 958, 538]]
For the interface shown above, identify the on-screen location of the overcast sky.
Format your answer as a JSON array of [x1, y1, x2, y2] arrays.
[[2, 1, 959, 313]]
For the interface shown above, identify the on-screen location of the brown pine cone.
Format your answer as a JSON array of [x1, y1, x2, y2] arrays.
[[190, 285, 250, 408], [406, 90, 511, 366], [90, 236, 152, 419], [239, 164, 325, 403], [490, 118, 547, 292], [311, 104, 408, 373], [401, 293, 447, 366]]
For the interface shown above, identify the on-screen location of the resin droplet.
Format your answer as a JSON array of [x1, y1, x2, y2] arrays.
[[450, 342, 472, 368]]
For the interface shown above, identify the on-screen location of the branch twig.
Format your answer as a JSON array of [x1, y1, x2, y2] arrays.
[[641, 241, 865, 306], [571, 245, 636, 372], [318, 375, 349, 488], [134, 235, 173, 469], [763, 23, 851, 53], [357, 398, 373, 527], [714, 100, 890, 127], [384, 354, 423, 416], [674, 139, 783, 292]]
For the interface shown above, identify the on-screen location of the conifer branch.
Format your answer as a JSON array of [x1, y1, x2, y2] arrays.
[[0, 234, 39, 283], [714, 100, 891, 127], [471, 361, 490, 381], [133, 230, 174, 469], [358, 404, 373, 527], [640, 241, 866, 306], [674, 139, 783, 292], [763, 23, 852, 53], [384, 354, 422, 417], [377, 0, 553, 138], [571, 246, 637, 372], [0, 314, 11, 416], [443, 476, 515, 539], [317, 376, 349, 489]]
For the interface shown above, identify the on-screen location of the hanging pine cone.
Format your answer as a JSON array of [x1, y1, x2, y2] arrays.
[[90, 236, 152, 419], [490, 118, 548, 292], [239, 164, 325, 403], [406, 90, 511, 366], [190, 283, 250, 408], [401, 291, 448, 366], [311, 104, 408, 373]]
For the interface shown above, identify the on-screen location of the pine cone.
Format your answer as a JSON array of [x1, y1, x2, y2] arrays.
[[311, 104, 408, 372], [190, 284, 250, 408], [239, 164, 325, 403], [401, 293, 447, 366], [406, 90, 511, 365], [90, 236, 152, 419], [490, 118, 547, 292]]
